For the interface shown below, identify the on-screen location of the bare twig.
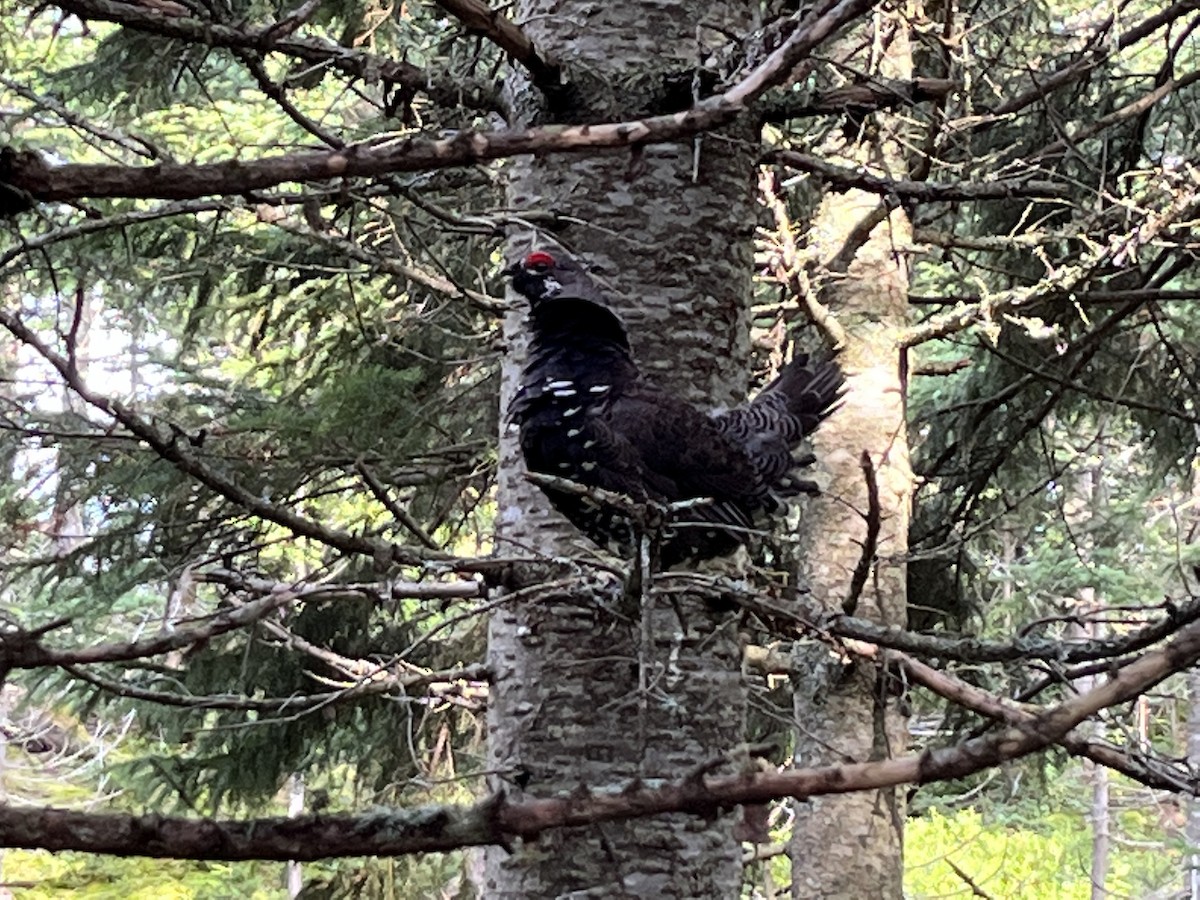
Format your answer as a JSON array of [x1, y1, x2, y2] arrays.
[[4, 616, 1200, 859], [5, 0, 879, 208], [0, 306, 451, 569], [843, 450, 880, 615], [1, 586, 298, 669], [355, 460, 441, 550], [433, 0, 560, 88], [772, 150, 1069, 201], [49, 0, 499, 113], [759, 169, 847, 349]]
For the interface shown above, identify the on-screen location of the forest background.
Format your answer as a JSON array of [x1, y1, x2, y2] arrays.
[[1, 0, 1200, 897]]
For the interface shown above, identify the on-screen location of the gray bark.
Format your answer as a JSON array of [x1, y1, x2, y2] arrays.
[[788, 192, 912, 896], [486, 1, 761, 895], [286, 775, 305, 898], [788, 20, 914, 891], [1072, 589, 1109, 900], [1188, 666, 1200, 899]]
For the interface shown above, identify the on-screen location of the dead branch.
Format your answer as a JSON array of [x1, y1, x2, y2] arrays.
[[759, 168, 847, 348], [772, 150, 1069, 201], [0, 586, 297, 670], [2, 0, 878, 210], [49, 0, 499, 113], [843, 450, 880, 615], [761, 76, 956, 122], [432, 0, 559, 88], [64, 662, 490, 713], [664, 570, 1200, 665], [4, 615, 1200, 859]]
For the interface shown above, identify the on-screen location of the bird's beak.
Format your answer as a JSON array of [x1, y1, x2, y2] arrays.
[[501, 262, 520, 278]]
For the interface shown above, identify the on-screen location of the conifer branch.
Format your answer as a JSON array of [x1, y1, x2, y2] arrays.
[[661, 572, 1200, 665], [432, 0, 560, 89], [0, 0, 878, 209], [0, 307, 453, 570], [3, 616, 1198, 859], [771, 150, 1069, 201], [48, 0, 500, 114]]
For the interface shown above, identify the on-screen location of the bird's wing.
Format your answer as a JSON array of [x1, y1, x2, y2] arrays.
[[596, 389, 763, 529]]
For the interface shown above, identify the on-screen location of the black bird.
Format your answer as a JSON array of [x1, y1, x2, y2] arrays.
[[505, 249, 843, 565]]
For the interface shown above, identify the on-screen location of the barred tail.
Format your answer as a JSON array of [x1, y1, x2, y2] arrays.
[[758, 354, 845, 442]]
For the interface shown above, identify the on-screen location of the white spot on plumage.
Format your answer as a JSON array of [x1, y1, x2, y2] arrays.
[[588, 384, 610, 393], [552, 388, 578, 397], [545, 379, 575, 390], [563, 406, 582, 417], [581, 461, 596, 472], [583, 439, 597, 448], [567, 428, 582, 437]]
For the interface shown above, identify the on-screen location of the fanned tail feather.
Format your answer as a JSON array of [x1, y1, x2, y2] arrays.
[[714, 355, 845, 505]]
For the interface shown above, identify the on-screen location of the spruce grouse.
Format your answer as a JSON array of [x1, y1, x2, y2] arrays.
[[505, 249, 843, 565]]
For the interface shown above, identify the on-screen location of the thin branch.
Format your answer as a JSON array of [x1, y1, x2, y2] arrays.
[[879, 648, 1196, 793], [5, 615, 1200, 859], [980, 339, 1200, 427], [0, 76, 164, 161], [1032, 68, 1200, 163], [827, 592, 1200, 665], [759, 168, 847, 348], [432, 0, 559, 88], [49, 0, 499, 113], [984, 0, 1200, 121], [2, 0, 879, 208], [945, 859, 996, 900], [772, 150, 1069, 201], [843, 450, 880, 615], [286, 224, 507, 312], [355, 461, 442, 550], [908, 289, 1200, 306], [724, 0, 879, 106], [233, 48, 345, 148], [1, 586, 297, 670], [899, 251, 1130, 349], [0, 200, 214, 268], [760, 76, 956, 122], [260, 0, 324, 41], [0, 306, 448, 569], [66, 662, 489, 712], [678, 571, 1200, 666], [198, 568, 484, 601]]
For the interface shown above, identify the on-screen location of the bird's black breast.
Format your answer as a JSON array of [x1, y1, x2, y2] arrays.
[[511, 359, 767, 562], [513, 366, 643, 494]]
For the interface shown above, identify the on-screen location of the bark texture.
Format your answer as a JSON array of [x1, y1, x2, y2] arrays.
[[789, 196, 912, 899], [487, 1, 759, 896], [788, 22, 914, 897]]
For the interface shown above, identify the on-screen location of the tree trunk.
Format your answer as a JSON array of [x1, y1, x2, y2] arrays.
[[286, 775, 305, 898], [1186, 649, 1200, 897], [486, 2, 760, 896], [788, 21, 914, 897], [1072, 588, 1109, 900], [51, 289, 96, 558]]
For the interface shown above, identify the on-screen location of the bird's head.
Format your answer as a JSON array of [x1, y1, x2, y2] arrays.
[[503, 250, 594, 305]]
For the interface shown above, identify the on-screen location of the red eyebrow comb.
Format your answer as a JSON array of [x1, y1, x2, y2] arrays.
[[524, 251, 556, 267]]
